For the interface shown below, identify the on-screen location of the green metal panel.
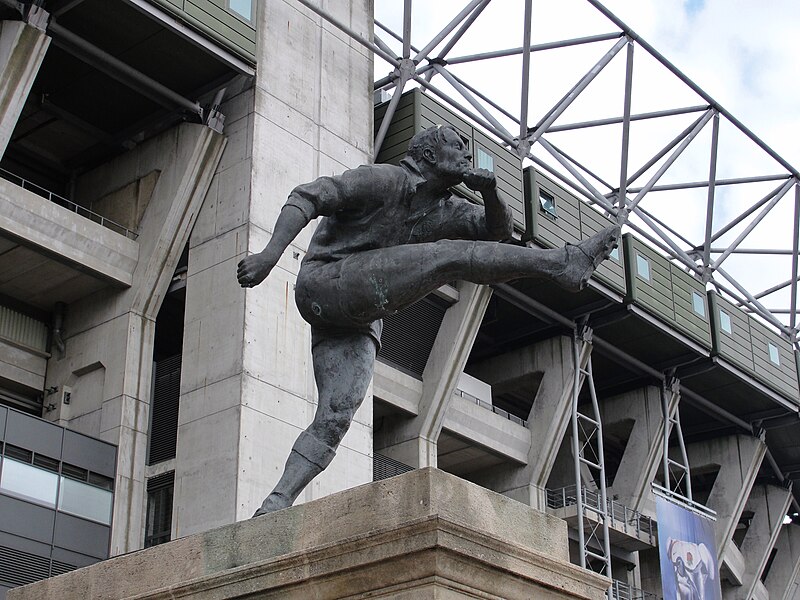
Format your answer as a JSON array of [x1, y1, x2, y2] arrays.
[[623, 235, 675, 322], [579, 203, 625, 295], [473, 129, 525, 233], [670, 264, 712, 350], [707, 292, 755, 373], [527, 169, 581, 250], [749, 318, 799, 401], [149, 0, 256, 63]]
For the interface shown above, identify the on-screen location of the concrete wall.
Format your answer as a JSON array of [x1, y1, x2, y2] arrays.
[[172, 0, 374, 537]]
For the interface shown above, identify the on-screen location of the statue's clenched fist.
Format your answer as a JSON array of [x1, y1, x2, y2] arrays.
[[463, 168, 497, 193]]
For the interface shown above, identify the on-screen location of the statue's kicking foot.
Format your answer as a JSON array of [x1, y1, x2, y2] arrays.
[[252, 492, 292, 517], [555, 225, 621, 292]]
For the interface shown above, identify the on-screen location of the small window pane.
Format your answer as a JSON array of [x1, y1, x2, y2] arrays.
[[768, 343, 780, 366], [609, 246, 620, 261], [636, 254, 650, 281], [476, 147, 494, 172], [228, 0, 252, 20], [0, 457, 58, 507], [692, 291, 706, 317], [539, 191, 557, 218], [58, 477, 113, 524], [719, 310, 732, 334]]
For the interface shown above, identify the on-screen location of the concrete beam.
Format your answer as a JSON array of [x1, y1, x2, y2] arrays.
[[468, 335, 588, 510], [765, 523, 800, 600], [0, 17, 50, 158], [725, 484, 793, 600], [375, 282, 491, 468], [604, 385, 679, 514], [0, 179, 139, 286], [686, 434, 767, 566]]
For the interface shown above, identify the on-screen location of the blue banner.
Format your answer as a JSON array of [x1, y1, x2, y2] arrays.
[[656, 494, 722, 600]]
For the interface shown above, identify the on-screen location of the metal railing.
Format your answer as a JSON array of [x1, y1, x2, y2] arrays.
[[611, 580, 659, 600], [453, 388, 528, 427], [547, 485, 657, 546], [0, 167, 138, 240]]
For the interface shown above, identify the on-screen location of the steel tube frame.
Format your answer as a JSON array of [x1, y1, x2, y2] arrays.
[[519, 0, 533, 148], [791, 185, 800, 330], [446, 32, 622, 65], [402, 0, 412, 59], [716, 266, 791, 334], [703, 113, 720, 269], [547, 104, 708, 134], [628, 173, 790, 194], [709, 181, 788, 245], [538, 137, 615, 211], [412, 0, 486, 64], [546, 140, 614, 191], [435, 0, 490, 61], [618, 41, 634, 209]]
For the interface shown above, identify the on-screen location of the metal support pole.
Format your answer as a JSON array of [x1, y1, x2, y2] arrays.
[[792, 185, 800, 330], [434, 0, 490, 61], [716, 266, 792, 334], [402, 0, 412, 59], [629, 173, 789, 194], [710, 180, 788, 244], [446, 32, 622, 65], [618, 40, 634, 209], [519, 0, 533, 149], [702, 113, 720, 271], [547, 104, 708, 134], [374, 66, 411, 159], [413, 0, 487, 63]]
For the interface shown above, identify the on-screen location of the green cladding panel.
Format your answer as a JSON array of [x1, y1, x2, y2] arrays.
[[374, 89, 526, 234], [623, 234, 676, 323], [749, 317, 799, 401], [708, 292, 755, 373], [150, 0, 256, 63], [670, 264, 712, 349]]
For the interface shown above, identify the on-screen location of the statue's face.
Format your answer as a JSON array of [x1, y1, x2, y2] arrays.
[[433, 127, 472, 183]]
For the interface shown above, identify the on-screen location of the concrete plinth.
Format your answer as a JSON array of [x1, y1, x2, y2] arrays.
[[10, 469, 608, 600]]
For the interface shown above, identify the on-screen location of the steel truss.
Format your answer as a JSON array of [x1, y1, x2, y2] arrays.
[[294, 0, 800, 343]]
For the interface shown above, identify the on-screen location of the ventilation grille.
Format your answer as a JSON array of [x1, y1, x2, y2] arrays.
[[148, 354, 181, 465], [377, 297, 446, 378], [50, 560, 79, 577], [374, 453, 414, 481], [0, 305, 48, 352], [0, 545, 50, 587]]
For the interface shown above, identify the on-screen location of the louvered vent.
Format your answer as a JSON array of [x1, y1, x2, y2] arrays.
[[377, 297, 446, 378], [145, 471, 175, 548], [0, 305, 47, 352], [148, 354, 181, 465], [50, 560, 79, 576], [0, 545, 50, 587], [373, 453, 414, 481]]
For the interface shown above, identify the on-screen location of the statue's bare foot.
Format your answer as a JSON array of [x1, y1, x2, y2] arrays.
[[252, 492, 291, 517], [555, 225, 621, 292]]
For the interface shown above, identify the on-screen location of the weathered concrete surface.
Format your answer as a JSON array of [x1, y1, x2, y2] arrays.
[[10, 469, 608, 600]]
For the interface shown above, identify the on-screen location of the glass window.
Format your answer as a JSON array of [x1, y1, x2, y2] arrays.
[[539, 191, 557, 218], [636, 254, 650, 281], [58, 477, 113, 524], [145, 473, 175, 548], [476, 147, 494, 172], [692, 291, 706, 317], [719, 310, 732, 334], [609, 246, 620, 261], [768, 342, 780, 366], [0, 457, 58, 507], [228, 0, 252, 21]]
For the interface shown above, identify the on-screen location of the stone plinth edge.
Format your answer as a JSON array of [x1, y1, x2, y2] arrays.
[[10, 468, 609, 599]]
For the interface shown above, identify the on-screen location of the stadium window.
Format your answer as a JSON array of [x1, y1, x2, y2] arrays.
[[476, 147, 494, 172], [692, 291, 706, 317], [719, 310, 732, 335], [539, 190, 557, 219], [609, 246, 619, 261], [228, 0, 252, 21], [768, 342, 780, 366], [635, 254, 650, 281]]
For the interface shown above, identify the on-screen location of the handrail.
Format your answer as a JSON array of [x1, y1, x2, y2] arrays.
[[0, 167, 138, 240], [611, 579, 659, 600], [453, 388, 528, 427]]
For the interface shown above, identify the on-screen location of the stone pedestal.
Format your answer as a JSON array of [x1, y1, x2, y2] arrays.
[[10, 469, 609, 599]]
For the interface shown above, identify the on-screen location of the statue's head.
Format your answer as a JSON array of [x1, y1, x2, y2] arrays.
[[407, 124, 473, 185]]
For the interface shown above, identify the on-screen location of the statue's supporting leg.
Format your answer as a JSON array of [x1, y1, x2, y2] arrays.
[[254, 331, 375, 516]]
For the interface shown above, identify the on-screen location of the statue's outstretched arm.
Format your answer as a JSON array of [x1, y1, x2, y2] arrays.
[[237, 204, 309, 288], [463, 168, 513, 240]]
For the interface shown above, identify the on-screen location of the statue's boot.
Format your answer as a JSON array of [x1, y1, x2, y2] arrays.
[[253, 431, 336, 517], [554, 224, 621, 292]]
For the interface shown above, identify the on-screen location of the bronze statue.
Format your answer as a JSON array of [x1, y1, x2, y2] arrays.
[[237, 124, 619, 516]]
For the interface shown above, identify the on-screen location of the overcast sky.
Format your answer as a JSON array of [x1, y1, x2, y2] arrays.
[[373, 0, 800, 321]]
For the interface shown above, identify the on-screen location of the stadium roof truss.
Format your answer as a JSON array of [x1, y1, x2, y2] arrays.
[[295, 0, 800, 346]]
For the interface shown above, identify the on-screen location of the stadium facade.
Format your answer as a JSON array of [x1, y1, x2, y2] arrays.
[[0, 1, 798, 598]]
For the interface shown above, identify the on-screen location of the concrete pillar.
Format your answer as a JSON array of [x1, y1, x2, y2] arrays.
[[43, 123, 226, 555], [723, 484, 793, 600], [375, 282, 492, 467], [0, 9, 50, 158], [604, 385, 678, 514], [765, 523, 800, 600], [173, 0, 374, 536], [686, 434, 767, 576], [467, 335, 588, 510]]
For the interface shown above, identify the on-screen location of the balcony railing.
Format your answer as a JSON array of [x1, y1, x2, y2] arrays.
[[452, 388, 528, 427], [611, 580, 659, 600], [546, 485, 657, 546], [0, 167, 138, 240]]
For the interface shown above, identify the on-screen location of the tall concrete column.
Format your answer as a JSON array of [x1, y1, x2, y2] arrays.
[[174, 0, 374, 536], [44, 123, 226, 555], [686, 433, 767, 580], [764, 522, 800, 600], [724, 484, 793, 600], [468, 335, 588, 510], [375, 282, 492, 468], [0, 8, 50, 158], [604, 385, 678, 514]]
